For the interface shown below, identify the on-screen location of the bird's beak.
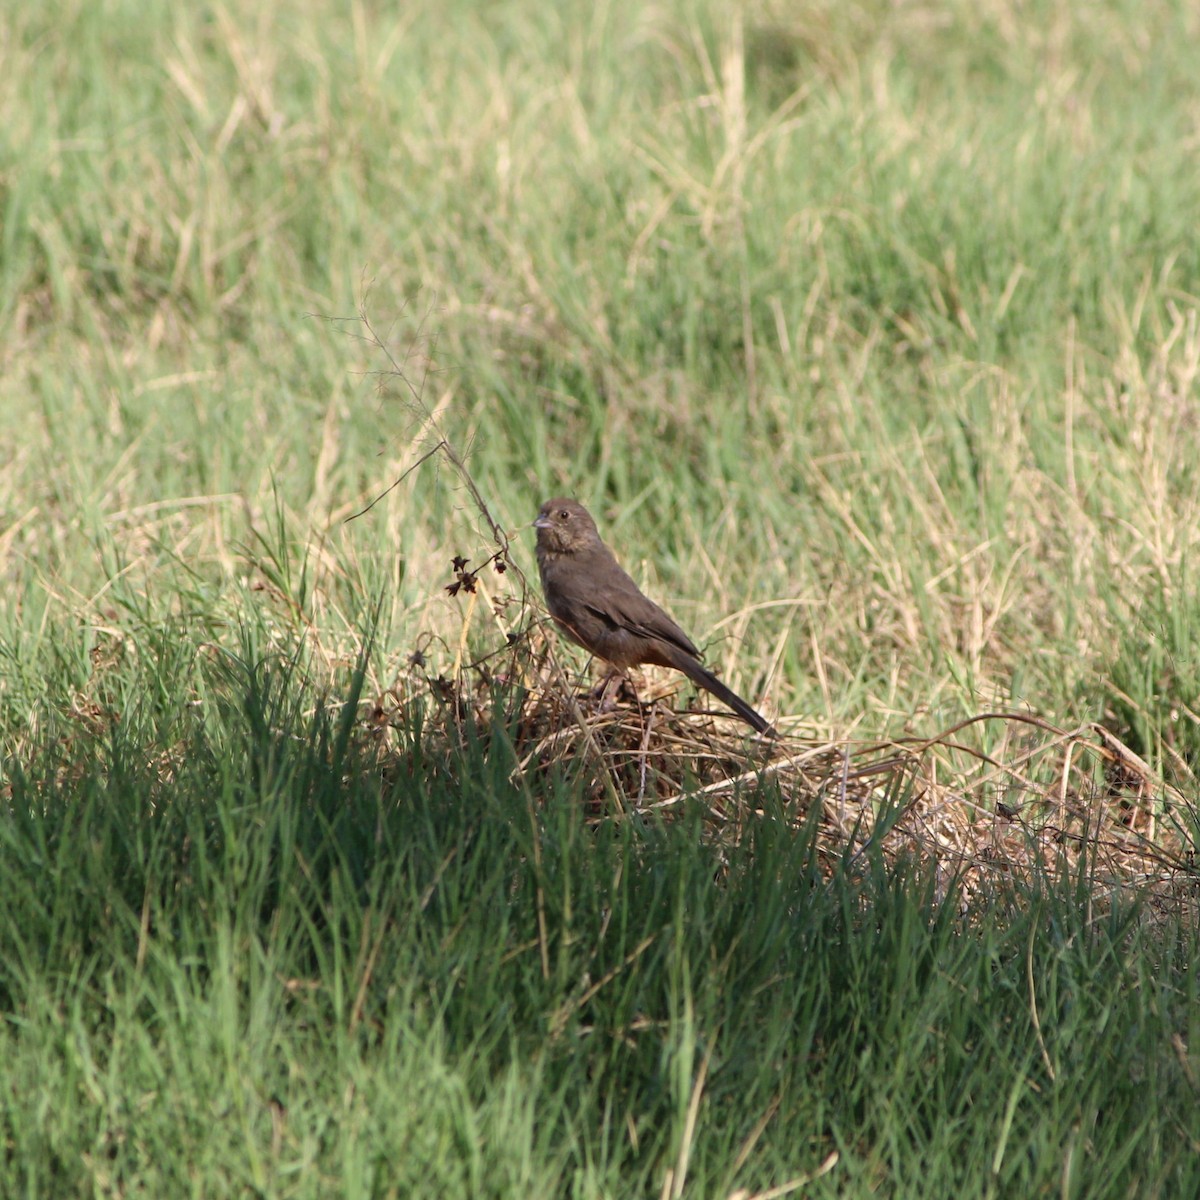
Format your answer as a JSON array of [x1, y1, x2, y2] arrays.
[[533, 515, 551, 530]]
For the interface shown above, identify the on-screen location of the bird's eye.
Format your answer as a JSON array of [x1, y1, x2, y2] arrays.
[[558, 509, 570, 520]]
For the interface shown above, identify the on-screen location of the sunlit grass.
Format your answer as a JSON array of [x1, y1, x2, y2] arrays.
[[2, 0, 1199, 1194]]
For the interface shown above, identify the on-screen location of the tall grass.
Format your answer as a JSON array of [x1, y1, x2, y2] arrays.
[[2, 642, 1197, 1197], [2, 0, 1199, 1193], [4, 0, 1200, 749]]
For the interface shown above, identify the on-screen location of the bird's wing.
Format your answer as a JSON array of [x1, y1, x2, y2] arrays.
[[574, 558, 703, 661]]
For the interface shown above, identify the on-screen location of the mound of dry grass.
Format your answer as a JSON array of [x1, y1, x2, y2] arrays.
[[367, 617, 1198, 918]]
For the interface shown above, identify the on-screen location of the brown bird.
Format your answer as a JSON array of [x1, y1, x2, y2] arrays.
[[534, 498, 774, 735]]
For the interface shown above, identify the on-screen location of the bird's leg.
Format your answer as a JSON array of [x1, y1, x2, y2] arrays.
[[589, 669, 627, 712]]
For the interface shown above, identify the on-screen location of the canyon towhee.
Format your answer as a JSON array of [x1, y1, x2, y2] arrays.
[[535, 498, 775, 735]]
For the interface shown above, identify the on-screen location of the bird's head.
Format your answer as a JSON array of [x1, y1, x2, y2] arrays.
[[534, 498, 601, 555]]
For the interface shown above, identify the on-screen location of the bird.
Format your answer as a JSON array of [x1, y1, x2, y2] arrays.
[[534, 497, 775, 735]]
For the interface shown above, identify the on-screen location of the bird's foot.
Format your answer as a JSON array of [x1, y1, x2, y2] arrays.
[[582, 671, 637, 713]]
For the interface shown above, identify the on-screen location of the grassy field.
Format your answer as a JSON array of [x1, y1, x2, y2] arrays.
[[3, 0, 1199, 1195]]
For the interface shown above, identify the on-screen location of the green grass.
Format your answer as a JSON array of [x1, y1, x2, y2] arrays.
[[3, 644, 1198, 1197], [5, 0, 1200, 748], [3, 0, 1200, 1193]]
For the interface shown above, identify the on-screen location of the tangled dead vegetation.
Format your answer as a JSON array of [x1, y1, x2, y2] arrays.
[[367, 629, 1199, 918]]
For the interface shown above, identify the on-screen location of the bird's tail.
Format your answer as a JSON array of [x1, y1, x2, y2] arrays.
[[668, 650, 775, 736]]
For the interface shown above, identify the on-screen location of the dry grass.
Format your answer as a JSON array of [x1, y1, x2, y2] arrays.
[[363, 585, 1198, 920]]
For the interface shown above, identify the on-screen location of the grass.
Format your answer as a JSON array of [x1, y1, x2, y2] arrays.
[[3, 644, 1198, 1197], [2, 0, 1200, 1194]]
